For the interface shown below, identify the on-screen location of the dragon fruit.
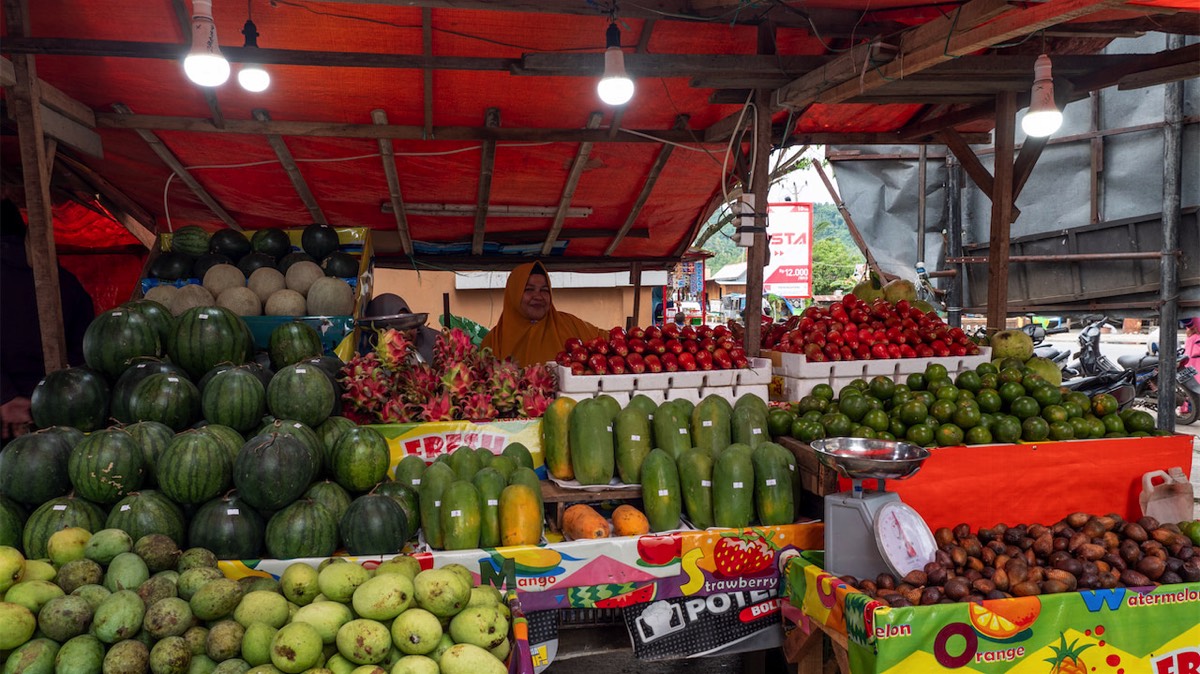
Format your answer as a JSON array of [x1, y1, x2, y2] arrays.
[[375, 328, 413, 370], [434, 328, 474, 368], [522, 362, 557, 395], [462, 392, 497, 422], [489, 360, 522, 415], [519, 391, 552, 418], [441, 362, 476, 400], [414, 393, 455, 422]]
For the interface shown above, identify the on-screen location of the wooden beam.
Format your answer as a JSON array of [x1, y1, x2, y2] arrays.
[[986, 92, 1017, 333], [471, 108, 500, 256], [422, 8, 434, 138], [56, 154, 157, 229], [520, 52, 828, 78], [605, 115, 690, 256], [809, 0, 1129, 109], [171, 0, 223, 128], [254, 109, 325, 224], [744, 24, 774, 358], [36, 105, 103, 158], [1012, 132, 1049, 201], [372, 109, 413, 256], [42, 138, 57, 186], [771, 41, 899, 111], [112, 103, 240, 229], [542, 112, 603, 256], [814, 160, 885, 282], [1, 56, 96, 127], [6, 0, 68, 373], [941, 129, 995, 199]]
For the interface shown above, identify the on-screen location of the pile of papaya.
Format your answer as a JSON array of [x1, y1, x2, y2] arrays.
[[542, 393, 796, 534]]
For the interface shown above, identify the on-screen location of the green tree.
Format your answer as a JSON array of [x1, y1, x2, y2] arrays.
[[811, 237, 863, 295]]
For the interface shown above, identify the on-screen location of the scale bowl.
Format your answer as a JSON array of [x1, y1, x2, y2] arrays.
[[809, 437, 930, 481]]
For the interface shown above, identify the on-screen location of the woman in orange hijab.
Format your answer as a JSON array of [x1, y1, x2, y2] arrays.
[[481, 261, 606, 366]]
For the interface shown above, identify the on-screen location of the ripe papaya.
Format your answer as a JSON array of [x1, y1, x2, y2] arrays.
[[640, 448, 682, 533], [500, 483, 543, 546], [418, 462, 455, 549], [542, 397, 576, 480], [507, 466, 543, 515], [751, 442, 794, 525], [440, 480, 482, 550], [501, 442, 535, 471], [676, 448, 714, 529], [691, 395, 732, 456], [563, 504, 609, 540], [473, 467, 507, 548], [614, 407, 652, 484], [712, 444, 754, 528], [653, 401, 691, 460], [732, 404, 769, 448], [569, 398, 615, 485]]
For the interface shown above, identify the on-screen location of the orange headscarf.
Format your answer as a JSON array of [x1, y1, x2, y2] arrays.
[[481, 261, 605, 366]]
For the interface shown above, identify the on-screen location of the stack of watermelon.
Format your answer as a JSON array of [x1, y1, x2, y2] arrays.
[[0, 300, 428, 561]]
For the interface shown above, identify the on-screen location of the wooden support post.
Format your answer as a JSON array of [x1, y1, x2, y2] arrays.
[[57, 154, 157, 241], [541, 112, 603, 255], [254, 109, 325, 225], [1011, 133, 1049, 200], [372, 109, 413, 255], [941, 129, 995, 198], [813, 161, 886, 281], [986, 92, 1017, 333], [1089, 91, 1103, 224], [471, 107, 500, 256], [422, 8, 434, 138], [744, 26, 773, 358], [605, 115, 689, 256], [7, 0, 68, 373], [631, 262, 643, 327]]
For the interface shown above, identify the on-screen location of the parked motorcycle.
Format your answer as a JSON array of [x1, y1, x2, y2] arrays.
[[1118, 349, 1200, 426]]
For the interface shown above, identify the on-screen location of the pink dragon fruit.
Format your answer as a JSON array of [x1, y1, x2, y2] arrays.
[[441, 362, 476, 401], [414, 393, 456, 422], [405, 363, 442, 400], [519, 391, 552, 418], [522, 362, 557, 395], [375, 328, 413, 370], [489, 359, 522, 414], [462, 392, 497, 422], [381, 397, 409, 423], [433, 328, 474, 368]]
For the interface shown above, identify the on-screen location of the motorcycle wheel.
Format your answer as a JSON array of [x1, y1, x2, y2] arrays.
[[1176, 385, 1200, 426]]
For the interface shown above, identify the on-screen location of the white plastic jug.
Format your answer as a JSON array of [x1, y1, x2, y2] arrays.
[[1139, 467, 1194, 524]]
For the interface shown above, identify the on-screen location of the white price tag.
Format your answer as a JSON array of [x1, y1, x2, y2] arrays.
[[630, 435, 641, 441], [120, 504, 132, 511], [657, 489, 670, 496], [678, 428, 688, 435], [112, 311, 123, 316], [487, 499, 499, 506], [788, 464, 795, 471], [733, 482, 744, 489], [53, 505, 67, 511], [648, 414, 654, 420], [167, 377, 179, 383], [765, 479, 777, 486], [411, 478, 421, 486], [752, 428, 763, 435], [700, 480, 712, 487], [434, 501, 441, 507], [450, 510, 462, 517], [702, 420, 713, 427], [293, 423, 303, 429], [296, 367, 307, 374], [227, 509, 240, 515], [198, 313, 209, 320]]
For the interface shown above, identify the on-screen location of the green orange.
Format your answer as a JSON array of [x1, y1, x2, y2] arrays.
[[1021, 417, 1050, 442], [905, 424, 934, 447], [898, 401, 929, 426], [906, 373, 927, 391], [1010, 396, 1041, 420], [862, 409, 890, 433], [936, 424, 965, 447], [1048, 421, 1075, 441], [976, 389, 1003, 413], [929, 399, 957, 424], [868, 376, 896, 401], [965, 426, 993, 445], [1040, 404, 1068, 425], [998, 382, 1026, 405], [993, 416, 1022, 443], [811, 384, 835, 401], [924, 363, 949, 381], [838, 395, 871, 422], [955, 370, 982, 393], [768, 409, 795, 437], [1091, 393, 1120, 417], [1030, 385, 1062, 407], [952, 402, 982, 429]]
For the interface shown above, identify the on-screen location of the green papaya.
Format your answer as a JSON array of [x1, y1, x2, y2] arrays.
[[501, 443, 535, 471], [394, 454, 427, 489], [712, 444, 754, 528], [639, 449, 682, 533], [569, 398, 615, 485], [673, 398, 695, 420], [676, 448, 714, 529], [734, 392, 769, 418], [652, 401, 691, 460], [440, 480, 482, 550], [418, 462, 455, 549], [625, 394, 658, 418], [732, 404, 769, 448], [593, 394, 621, 420], [448, 446, 480, 481], [613, 408, 652, 484], [751, 443, 795, 525], [473, 468, 507, 548], [691, 395, 732, 456]]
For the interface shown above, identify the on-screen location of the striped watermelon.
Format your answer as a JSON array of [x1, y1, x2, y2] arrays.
[[201, 367, 266, 433], [265, 500, 338, 560], [330, 427, 389, 493], [124, 421, 175, 485], [303, 480, 353, 522], [22, 495, 107, 558], [256, 419, 322, 477], [128, 372, 201, 431], [171, 225, 211, 257], [123, 299, 175, 346], [188, 493, 265, 560], [68, 428, 146, 504], [106, 490, 187, 547], [83, 308, 163, 381], [112, 359, 188, 424], [196, 424, 245, 463], [167, 306, 250, 379], [316, 416, 356, 472], [266, 363, 334, 428], [234, 433, 316, 511], [0, 429, 74, 506], [0, 496, 25, 548], [156, 430, 231, 505], [268, 321, 323, 371], [340, 494, 409, 555], [30, 367, 110, 432]]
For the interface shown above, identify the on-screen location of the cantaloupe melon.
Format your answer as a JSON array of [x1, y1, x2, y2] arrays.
[[170, 283, 215, 315], [203, 263, 246, 298], [284, 260, 324, 296], [144, 284, 179, 306], [217, 286, 262, 316], [306, 277, 355, 316], [265, 289, 307, 316], [248, 267, 286, 303]]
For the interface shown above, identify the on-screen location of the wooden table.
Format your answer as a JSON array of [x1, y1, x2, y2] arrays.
[[784, 617, 852, 674]]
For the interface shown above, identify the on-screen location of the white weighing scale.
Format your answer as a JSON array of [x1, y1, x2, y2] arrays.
[[811, 437, 938, 580]]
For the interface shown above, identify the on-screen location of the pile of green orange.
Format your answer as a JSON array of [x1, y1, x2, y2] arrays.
[[766, 360, 1164, 448]]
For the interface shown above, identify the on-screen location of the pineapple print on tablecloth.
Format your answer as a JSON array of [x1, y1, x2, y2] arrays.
[[1045, 633, 1093, 674]]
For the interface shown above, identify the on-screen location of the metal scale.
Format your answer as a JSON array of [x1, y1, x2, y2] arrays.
[[811, 438, 937, 580]]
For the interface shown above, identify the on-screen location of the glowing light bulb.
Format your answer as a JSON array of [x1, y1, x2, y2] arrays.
[[238, 65, 270, 92], [1021, 54, 1062, 137], [183, 0, 229, 87], [597, 23, 633, 106]]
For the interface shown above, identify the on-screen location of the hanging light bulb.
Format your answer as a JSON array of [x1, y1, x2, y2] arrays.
[[237, 17, 270, 92], [184, 0, 230, 87], [597, 22, 634, 106], [1021, 54, 1062, 137]]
